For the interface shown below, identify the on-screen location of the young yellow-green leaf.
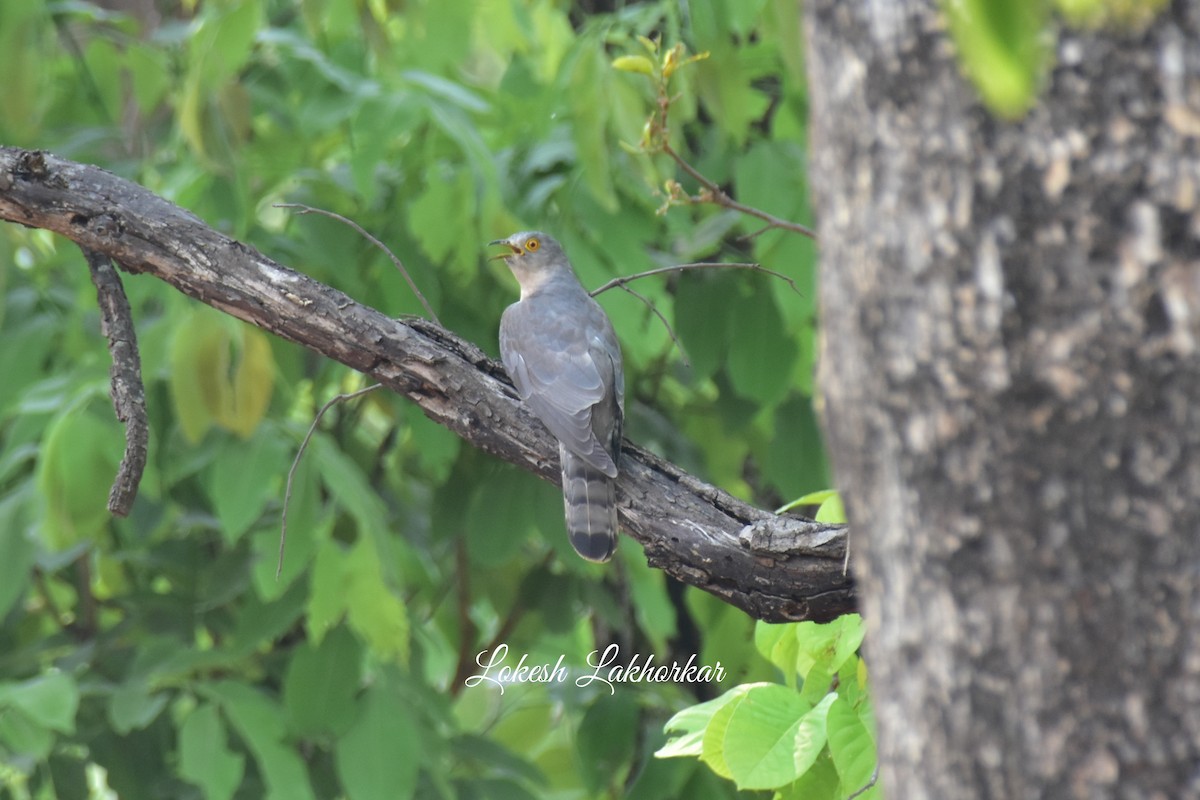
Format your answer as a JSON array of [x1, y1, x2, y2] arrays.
[[815, 493, 846, 524], [943, 0, 1048, 118], [827, 696, 879, 800], [658, 684, 757, 760], [721, 685, 830, 790], [755, 621, 801, 687], [188, 0, 263, 91], [612, 55, 655, 75], [699, 686, 757, 780], [306, 538, 349, 645], [221, 326, 275, 438], [756, 614, 865, 684], [344, 538, 410, 663], [169, 308, 227, 443], [179, 703, 245, 800], [796, 615, 865, 679]]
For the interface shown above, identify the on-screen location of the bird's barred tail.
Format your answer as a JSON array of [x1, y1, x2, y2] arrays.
[[560, 446, 617, 562]]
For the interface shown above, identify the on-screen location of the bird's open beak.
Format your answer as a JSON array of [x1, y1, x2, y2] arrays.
[[488, 239, 521, 261]]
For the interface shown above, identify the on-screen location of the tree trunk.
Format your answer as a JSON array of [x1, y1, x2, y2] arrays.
[[807, 2, 1200, 798]]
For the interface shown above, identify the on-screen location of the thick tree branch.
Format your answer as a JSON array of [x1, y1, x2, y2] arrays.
[[0, 146, 854, 623]]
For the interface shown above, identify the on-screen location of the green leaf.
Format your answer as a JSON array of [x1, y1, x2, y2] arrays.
[[344, 538, 410, 663], [658, 685, 756, 759], [307, 537, 349, 644], [674, 272, 734, 381], [310, 432, 389, 542], [0, 486, 37, 619], [0, 708, 53, 761], [727, 282, 798, 406], [188, 0, 263, 91], [335, 682, 421, 800], [108, 681, 168, 735], [170, 310, 275, 441], [206, 426, 287, 543], [568, 46, 618, 212], [576, 691, 639, 792], [755, 622, 801, 687], [36, 399, 122, 551], [465, 467, 538, 566], [401, 401, 461, 483], [408, 164, 478, 279], [624, 556, 677, 654], [0, 2, 51, 141], [180, 703, 245, 800], [0, 671, 79, 734], [0, 314, 56, 416], [827, 696, 879, 800], [756, 614, 865, 686], [776, 752, 843, 800], [943, 0, 1048, 117], [169, 308, 228, 443], [207, 682, 316, 800], [699, 686, 750, 780], [764, 397, 830, 503], [721, 684, 814, 790], [283, 626, 362, 738], [814, 493, 845, 524]]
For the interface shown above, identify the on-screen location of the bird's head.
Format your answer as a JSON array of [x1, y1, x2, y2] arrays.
[[488, 231, 569, 298]]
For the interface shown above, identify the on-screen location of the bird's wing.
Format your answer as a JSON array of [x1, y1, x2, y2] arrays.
[[501, 302, 620, 477]]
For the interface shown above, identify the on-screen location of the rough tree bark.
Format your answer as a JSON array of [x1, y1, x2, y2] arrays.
[[0, 145, 852, 624], [807, 2, 1200, 798]]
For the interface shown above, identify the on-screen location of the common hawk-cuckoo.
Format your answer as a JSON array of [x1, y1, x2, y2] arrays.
[[490, 232, 624, 562]]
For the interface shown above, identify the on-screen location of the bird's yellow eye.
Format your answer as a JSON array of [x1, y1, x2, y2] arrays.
[[525, 238, 540, 252]]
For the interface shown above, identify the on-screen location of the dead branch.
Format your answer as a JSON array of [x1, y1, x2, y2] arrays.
[[83, 246, 147, 516], [0, 146, 853, 623]]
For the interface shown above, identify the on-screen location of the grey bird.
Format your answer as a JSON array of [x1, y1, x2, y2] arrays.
[[490, 231, 625, 562]]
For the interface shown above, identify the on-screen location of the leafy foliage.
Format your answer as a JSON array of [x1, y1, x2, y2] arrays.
[[658, 615, 876, 799], [0, 0, 830, 797]]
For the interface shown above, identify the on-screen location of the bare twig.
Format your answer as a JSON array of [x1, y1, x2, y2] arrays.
[[275, 203, 441, 325], [277, 383, 383, 578], [83, 247, 148, 516], [662, 143, 818, 239], [614, 284, 690, 367], [590, 261, 802, 297]]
